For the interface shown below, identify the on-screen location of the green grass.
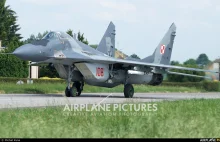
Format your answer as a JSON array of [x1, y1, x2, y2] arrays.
[[0, 99, 219, 138], [0, 83, 205, 94]]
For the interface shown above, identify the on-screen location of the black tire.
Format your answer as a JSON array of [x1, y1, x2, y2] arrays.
[[70, 86, 77, 97], [77, 90, 82, 96], [74, 82, 82, 96], [65, 87, 70, 97], [124, 84, 134, 98]]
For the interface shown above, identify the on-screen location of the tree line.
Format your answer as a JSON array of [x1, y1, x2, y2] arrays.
[[0, 0, 216, 82]]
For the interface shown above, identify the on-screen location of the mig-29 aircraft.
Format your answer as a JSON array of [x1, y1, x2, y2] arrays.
[[12, 22, 218, 98]]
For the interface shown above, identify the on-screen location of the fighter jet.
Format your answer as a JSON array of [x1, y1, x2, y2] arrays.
[[12, 22, 218, 98]]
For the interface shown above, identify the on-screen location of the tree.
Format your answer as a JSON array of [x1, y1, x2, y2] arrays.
[[90, 44, 98, 49], [24, 31, 49, 44], [0, 0, 6, 12], [196, 53, 210, 66], [0, 1, 22, 47], [39, 63, 59, 78], [77, 31, 89, 45], [0, 0, 28, 78], [130, 54, 140, 59], [170, 60, 180, 65], [66, 29, 73, 37], [66, 30, 89, 45], [183, 58, 196, 65]]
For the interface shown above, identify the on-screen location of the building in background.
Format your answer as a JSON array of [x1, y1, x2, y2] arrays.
[[0, 40, 6, 51], [28, 62, 39, 79], [115, 50, 128, 59], [205, 60, 220, 81]]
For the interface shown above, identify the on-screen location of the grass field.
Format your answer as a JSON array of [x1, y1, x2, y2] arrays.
[[0, 99, 219, 138], [0, 83, 206, 94]]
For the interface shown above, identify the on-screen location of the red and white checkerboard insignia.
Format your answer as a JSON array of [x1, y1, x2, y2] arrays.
[[160, 45, 166, 54]]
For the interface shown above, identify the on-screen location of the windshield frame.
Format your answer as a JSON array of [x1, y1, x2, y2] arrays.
[[42, 32, 59, 40]]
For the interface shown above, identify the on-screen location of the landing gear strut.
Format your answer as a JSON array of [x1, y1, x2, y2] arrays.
[[124, 84, 134, 98], [65, 66, 73, 97]]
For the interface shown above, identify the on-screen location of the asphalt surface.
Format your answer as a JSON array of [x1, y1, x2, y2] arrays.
[[0, 93, 220, 109]]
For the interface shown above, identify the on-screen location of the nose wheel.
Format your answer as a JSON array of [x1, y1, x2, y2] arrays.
[[65, 86, 77, 97], [65, 82, 84, 97], [65, 87, 71, 97], [65, 65, 84, 97]]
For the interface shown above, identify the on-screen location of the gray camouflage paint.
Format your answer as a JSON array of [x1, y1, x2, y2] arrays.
[[96, 21, 115, 57], [12, 22, 217, 88]]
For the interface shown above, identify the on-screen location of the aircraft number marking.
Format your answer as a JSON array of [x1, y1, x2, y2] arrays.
[[160, 45, 166, 54], [96, 67, 104, 77]]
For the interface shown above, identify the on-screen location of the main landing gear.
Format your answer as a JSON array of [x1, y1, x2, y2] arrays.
[[123, 72, 134, 98], [124, 84, 134, 98]]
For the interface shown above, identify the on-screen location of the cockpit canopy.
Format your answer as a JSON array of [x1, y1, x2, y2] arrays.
[[42, 31, 73, 40]]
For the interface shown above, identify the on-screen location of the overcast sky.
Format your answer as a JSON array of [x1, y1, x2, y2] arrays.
[[6, 0, 220, 63]]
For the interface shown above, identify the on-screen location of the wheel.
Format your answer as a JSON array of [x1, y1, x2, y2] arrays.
[[77, 90, 82, 96], [74, 82, 83, 96], [124, 84, 134, 98], [70, 86, 78, 97], [65, 87, 70, 97]]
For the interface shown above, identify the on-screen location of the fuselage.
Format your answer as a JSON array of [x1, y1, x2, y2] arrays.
[[13, 31, 163, 88]]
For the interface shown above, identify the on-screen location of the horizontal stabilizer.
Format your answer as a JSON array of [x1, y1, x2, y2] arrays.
[[167, 71, 212, 80]]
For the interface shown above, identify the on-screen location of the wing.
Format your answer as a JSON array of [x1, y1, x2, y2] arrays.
[[30, 52, 218, 74], [87, 55, 219, 73]]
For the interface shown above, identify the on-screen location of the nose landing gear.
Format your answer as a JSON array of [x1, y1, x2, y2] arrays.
[[65, 81, 84, 97], [64, 65, 84, 97]]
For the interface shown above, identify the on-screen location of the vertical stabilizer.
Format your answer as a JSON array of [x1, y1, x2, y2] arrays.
[[142, 23, 176, 65], [96, 22, 116, 57]]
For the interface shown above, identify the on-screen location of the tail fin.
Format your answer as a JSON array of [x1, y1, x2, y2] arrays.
[[141, 23, 176, 65], [96, 21, 116, 57]]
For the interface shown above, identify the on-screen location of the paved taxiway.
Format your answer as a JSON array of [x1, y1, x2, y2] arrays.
[[0, 93, 220, 109]]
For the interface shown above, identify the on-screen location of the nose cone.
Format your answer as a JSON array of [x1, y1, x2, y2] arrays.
[[13, 44, 48, 61], [13, 44, 34, 60], [13, 44, 28, 56]]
